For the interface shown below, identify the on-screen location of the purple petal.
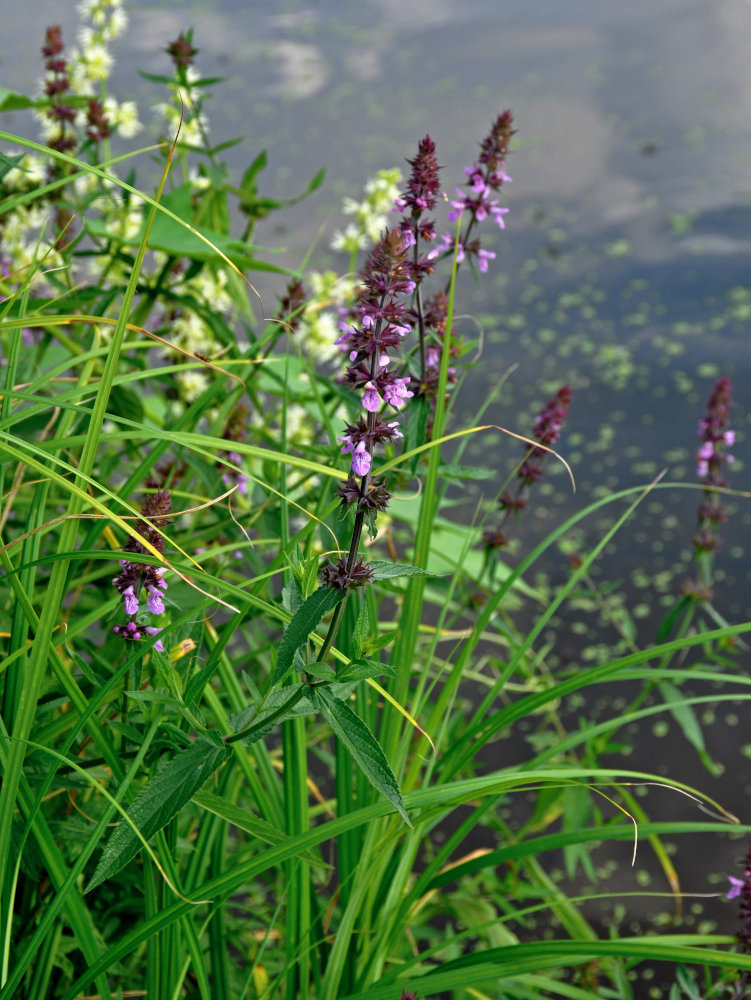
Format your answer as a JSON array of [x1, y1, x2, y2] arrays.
[[351, 441, 371, 477], [728, 876, 745, 899]]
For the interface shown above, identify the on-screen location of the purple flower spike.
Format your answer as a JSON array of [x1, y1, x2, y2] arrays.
[[688, 377, 734, 572], [111, 492, 174, 654]]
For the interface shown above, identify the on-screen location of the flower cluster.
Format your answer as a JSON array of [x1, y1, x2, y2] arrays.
[[691, 377, 734, 564], [395, 135, 440, 265], [331, 168, 403, 253], [219, 405, 251, 496], [441, 110, 515, 274], [322, 228, 413, 589], [728, 840, 751, 954], [35, 3, 140, 148], [696, 377, 734, 484], [483, 385, 572, 556], [112, 491, 172, 652], [153, 30, 210, 150], [40, 26, 77, 156]]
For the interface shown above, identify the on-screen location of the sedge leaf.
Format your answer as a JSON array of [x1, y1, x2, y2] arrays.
[[85, 736, 230, 892]]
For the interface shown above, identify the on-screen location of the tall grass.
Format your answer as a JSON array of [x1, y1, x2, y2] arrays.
[[1, 8, 750, 1000]]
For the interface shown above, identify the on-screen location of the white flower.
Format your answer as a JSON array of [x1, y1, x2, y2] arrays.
[[73, 171, 99, 198], [286, 404, 314, 447], [104, 7, 128, 39], [331, 223, 367, 253], [176, 369, 210, 403], [187, 166, 212, 191], [189, 269, 232, 314], [80, 43, 114, 81], [104, 97, 142, 138], [67, 60, 97, 97]]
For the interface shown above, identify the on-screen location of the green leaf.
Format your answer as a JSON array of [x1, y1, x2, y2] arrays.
[[272, 585, 345, 685], [438, 463, 495, 480], [311, 686, 410, 825], [351, 596, 369, 657], [227, 687, 314, 745], [368, 560, 442, 581], [656, 594, 691, 643], [239, 150, 268, 199], [337, 658, 400, 682], [657, 680, 720, 774], [192, 792, 327, 867], [84, 182, 260, 268], [0, 151, 26, 182], [364, 630, 399, 654], [108, 384, 144, 424], [0, 88, 36, 112], [85, 736, 230, 892], [303, 661, 337, 681], [137, 70, 177, 85]]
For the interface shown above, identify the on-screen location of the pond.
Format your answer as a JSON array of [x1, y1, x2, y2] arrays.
[[4, 1, 751, 994]]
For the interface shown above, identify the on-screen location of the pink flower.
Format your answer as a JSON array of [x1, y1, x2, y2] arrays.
[[362, 381, 381, 412], [728, 875, 745, 899], [382, 377, 414, 409], [122, 585, 138, 616], [351, 441, 371, 477]]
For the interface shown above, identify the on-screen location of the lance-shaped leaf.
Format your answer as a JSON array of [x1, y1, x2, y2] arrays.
[[272, 585, 345, 685], [85, 736, 230, 892], [311, 686, 410, 826], [368, 560, 442, 581]]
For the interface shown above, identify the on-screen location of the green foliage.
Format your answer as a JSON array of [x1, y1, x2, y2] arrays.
[[0, 5, 749, 1000], [86, 735, 231, 892]]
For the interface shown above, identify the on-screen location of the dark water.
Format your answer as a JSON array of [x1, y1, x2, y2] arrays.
[[5, 2, 751, 994]]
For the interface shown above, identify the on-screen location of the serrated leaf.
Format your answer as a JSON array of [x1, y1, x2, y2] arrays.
[[227, 687, 315, 745], [351, 597, 369, 657], [182, 660, 214, 710], [303, 661, 337, 681], [337, 658, 400, 682], [85, 736, 230, 892], [272, 585, 345, 685], [311, 687, 410, 825], [281, 576, 302, 616], [364, 629, 399, 654], [368, 560, 441, 581]]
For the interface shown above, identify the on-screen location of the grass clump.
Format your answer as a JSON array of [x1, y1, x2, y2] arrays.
[[1, 4, 750, 999]]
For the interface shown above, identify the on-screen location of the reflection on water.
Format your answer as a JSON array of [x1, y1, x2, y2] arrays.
[[5, 0, 751, 988]]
